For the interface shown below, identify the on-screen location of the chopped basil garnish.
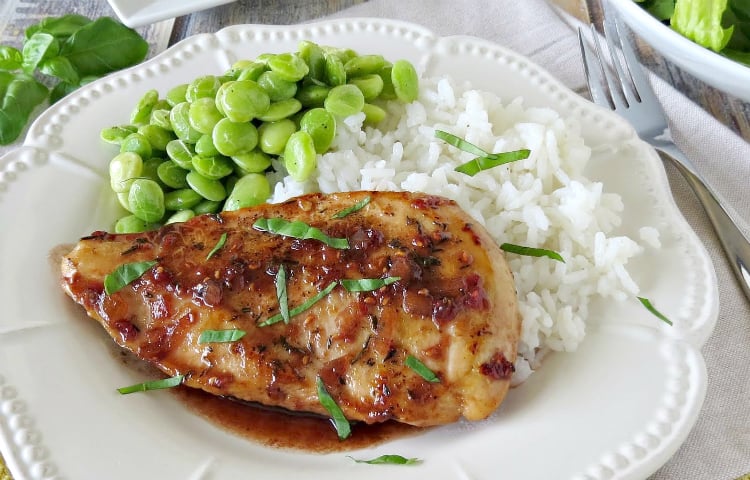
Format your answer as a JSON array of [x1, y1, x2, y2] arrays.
[[117, 374, 184, 394], [104, 260, 158, 294], [206, 232, 227, 260], [259, 281, 338, 327], [434, 129, 530, 176], [332, 196, 371, 219], [500, 243, 565, 263], [454, 150, 530, 176], [637, 297, 673, 326], [434, 129, 490, 157], [405, 355, 440, 383], [340, 276, 400, 292], [348, 454, 422, 465], [253, 217, 349, 249], [198, 329, 246, 343], [316, 376, 351, 440], [276, 265, 290, 324]]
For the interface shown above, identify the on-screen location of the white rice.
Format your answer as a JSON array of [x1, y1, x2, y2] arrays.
[[268, 75, 654, 383]]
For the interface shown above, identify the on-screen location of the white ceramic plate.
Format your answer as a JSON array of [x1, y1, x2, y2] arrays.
[[0, 18, 718, 480], [610, 0, 750, 102], [106, 0, 236, 27]]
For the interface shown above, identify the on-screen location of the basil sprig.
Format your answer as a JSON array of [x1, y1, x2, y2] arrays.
[[205, 232, 227, 260], [316, 376, 351, 440], [259, 281, 338, 327], [332, 196, 371, 219], [198, 329, 246, 343], [434, 129, 489, 157], [405, 355, 440, 383], [275, 265, 290, 324], [0, 15, 148, 145], [104, 260, 158, 294], [348, 454, 422, 465], [340, 276, 400, 292], [434, 129, 529, 176], [454, 150, 531, 176], [637, 297, 673, 326], [500, 243, 565, 263], [253, 217, 349, 249], [117, 374, 184, 394]]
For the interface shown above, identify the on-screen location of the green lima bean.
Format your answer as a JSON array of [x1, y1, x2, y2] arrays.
[[101, 40, 419, 231]]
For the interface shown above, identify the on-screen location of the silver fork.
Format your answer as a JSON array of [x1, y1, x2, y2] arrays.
[[578, 1, 750, 302]]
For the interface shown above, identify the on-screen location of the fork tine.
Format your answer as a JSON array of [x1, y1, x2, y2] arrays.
[[591, 23, 630, 111], [578, 27, 614, 108], [601, 0, 661, 108], [601, 2, 636, 107], [578, 25, 626, 110]]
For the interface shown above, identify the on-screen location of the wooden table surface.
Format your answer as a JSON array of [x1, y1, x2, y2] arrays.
[[0, 1, 748, 479]]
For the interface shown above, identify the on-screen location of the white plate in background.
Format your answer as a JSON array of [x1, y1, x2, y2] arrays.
[[106, 0, 236, 27], [0, 18, 717, 480]]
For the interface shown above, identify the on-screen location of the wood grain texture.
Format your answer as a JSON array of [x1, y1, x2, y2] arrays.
[[166, 0, 365, 45]]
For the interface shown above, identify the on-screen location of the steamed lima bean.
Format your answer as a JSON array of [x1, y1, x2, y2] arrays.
[[101, 41, 419, 232]]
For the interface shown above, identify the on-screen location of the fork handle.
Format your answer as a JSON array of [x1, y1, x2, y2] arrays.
[[655, 143, 750, 302]]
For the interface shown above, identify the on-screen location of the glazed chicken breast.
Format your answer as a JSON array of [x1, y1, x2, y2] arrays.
[[60, 191, 520, 427]]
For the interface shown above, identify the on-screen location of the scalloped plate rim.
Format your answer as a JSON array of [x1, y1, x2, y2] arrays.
[[0, 17, 718, 480]]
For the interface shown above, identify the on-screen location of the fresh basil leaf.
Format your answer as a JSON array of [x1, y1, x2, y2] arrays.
[[0, 71, 11, 98], [275, 265, 290, 324], [206, 232, 228, 260], [259, 281, 338, 327], [39, 56, 80, 85], [22, 32, 59, 74], [60, 17, 148, 77], [434, 129, 529, 176], [104, 260, 158, 295], [198, 329, 247, 343], [25, 14, 91, 41], [348, 454, 422, 465], [49, 80, 79, 104], [0, 72, 49, 145], [454, 150, 530, 176], [332, 196, 371, 219], [340, 276, 400, 292], [500, 243, 565, 263], [637, 297, 674, 326], [404, 355, 440, 383], [0, 46, 23, 71], [253, 217, 349, 249], [117, 374, 184, 394], [434, 129, 490, 157], [316, 376, 351, 440]]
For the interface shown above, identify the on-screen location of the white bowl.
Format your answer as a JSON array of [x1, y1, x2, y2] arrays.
[[610, 0, 750, 102]]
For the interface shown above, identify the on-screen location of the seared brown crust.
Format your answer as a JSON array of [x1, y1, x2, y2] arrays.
[[61, 191, 520, 427]]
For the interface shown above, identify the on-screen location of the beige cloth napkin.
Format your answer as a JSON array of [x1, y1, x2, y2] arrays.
[[327, 1, 750, 479]]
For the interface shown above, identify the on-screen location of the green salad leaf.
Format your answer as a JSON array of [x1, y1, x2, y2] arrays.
[[671, 0, 734, 52], [635, 0, 750, 66]]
